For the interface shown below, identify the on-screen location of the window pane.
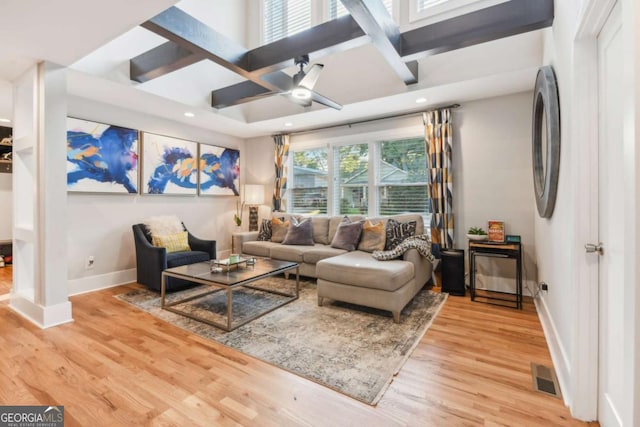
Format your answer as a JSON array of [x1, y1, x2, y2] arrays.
[[329, 0, 393, 19], [416, 0, 449, 12], [380, 138, 428, 184], [291, 148, 328, 214], [378, 138, 430, 217], [336, 143, 369, 215], [264, 0, 311, 44], [379, 185, 429, 215]]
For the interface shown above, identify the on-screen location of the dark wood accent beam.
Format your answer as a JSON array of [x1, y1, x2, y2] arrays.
[[211, 70, 295, 108], [211, 81, 272, 109], [340, 0, 417, 85], [401, 0, 554, 61], [141, 6, 290, 93], [246, 16, 368, 74], [130, 41, 203, 83]]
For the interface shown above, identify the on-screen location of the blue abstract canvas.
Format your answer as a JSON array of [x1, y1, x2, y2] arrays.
[[67, 118, 139, 193], [142, 132, 198, 195], [199, 144, 240, 196]]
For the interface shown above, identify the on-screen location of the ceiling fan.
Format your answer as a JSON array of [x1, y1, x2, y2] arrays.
[[266, 55, 343, 110]]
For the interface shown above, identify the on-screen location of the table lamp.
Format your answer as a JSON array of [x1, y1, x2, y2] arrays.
[[244, 184, 264, 231]]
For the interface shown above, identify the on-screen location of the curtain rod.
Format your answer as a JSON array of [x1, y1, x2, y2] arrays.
[[278, 103, 461, 137]]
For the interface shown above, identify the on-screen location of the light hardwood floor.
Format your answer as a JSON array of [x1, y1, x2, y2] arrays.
[[0, 278, 598, 427], [0, 265, 11, 295]]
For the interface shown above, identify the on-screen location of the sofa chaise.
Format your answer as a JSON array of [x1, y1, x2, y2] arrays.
[[235, 213, 434, 322]]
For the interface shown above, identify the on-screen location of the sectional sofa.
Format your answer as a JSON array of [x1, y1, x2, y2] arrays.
[[236, 213, 434, 322]]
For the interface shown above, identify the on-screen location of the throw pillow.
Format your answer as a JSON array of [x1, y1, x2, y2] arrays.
[[257, 219, 272, 241], [282, 218, 314, 246], [152, 231, 191, 253], [331, 220, 363, 251], [357, 220, 386, 252], [271, 217, 290, 243], [384, 219, 417, 250], [144, 215, 183, 239]]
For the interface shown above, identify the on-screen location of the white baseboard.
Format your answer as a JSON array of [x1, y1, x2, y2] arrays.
[[68, 268, 137, 296], [535, 294, 572, 409], [10, 295, 73, 329]]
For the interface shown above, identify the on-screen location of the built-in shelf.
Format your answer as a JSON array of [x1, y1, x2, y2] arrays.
[[0, 159, 10, 173]]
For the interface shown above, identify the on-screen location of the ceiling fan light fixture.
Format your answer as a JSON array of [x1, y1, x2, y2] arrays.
[[291, 87, 312, 100]]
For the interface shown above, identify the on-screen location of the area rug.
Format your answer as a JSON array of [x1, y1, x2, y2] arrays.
[[116, 277, 447, 405]]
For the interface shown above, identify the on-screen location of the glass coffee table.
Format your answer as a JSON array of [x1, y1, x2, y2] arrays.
[[161, 257, 299, 332]]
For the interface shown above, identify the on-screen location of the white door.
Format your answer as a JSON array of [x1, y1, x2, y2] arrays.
[[597, 3, 624, 426]]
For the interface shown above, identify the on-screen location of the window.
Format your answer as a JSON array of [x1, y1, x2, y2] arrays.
[[335, 143, 369, 215], [416, 0, 449, 12], [262, 0, 394, 45], [328, 0, 393, 19], [377, 139, 429, 216], [263, 0, 312, 44], [288, 137, 430, 222], [290, 147, 328, 214]]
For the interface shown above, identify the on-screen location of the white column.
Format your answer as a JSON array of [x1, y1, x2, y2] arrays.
[[10, 62, 71, 328]]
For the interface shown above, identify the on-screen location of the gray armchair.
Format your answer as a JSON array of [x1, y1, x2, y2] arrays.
[[132, 223, 216, 292]]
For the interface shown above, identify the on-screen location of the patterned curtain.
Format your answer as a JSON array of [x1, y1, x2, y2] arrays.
[[272, 134, 290, 212], [424, 109, 454, 254]]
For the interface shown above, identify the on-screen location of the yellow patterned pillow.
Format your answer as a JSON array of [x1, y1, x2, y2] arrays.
[[152, 231, 191, 253]]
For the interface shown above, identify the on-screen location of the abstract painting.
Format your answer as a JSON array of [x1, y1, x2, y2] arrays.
[[142, 132, 198, 195], [199, 144, 240, 196], [66, 118, 139, 193]]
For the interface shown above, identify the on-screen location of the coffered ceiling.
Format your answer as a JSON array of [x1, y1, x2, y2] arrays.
[[0, 0, 552, 137]]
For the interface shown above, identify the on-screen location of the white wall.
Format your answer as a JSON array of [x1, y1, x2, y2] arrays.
[[247, 91, 537, 291], [536, 0, 640, 422], [455, 92, 536, 293], [67, 96, 244, 294], [0, 173, 11, 240]]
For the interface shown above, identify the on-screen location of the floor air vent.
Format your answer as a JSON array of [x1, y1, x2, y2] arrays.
[[531, 363, 561, 398]]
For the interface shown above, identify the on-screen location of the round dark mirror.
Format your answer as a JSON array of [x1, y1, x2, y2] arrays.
[[532, 66, 560, 218]]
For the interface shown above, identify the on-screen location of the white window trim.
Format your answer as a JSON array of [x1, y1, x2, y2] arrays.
[[408, 0, 507, 25]]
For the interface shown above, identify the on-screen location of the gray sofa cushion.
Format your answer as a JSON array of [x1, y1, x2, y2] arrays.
[[282, 218, 315, 245], [270, 244, 318, 263], [242, 241, 280, 257], [328, 215, 365, 243], [331, 220, 363, 251], [317, 251, 414, 292], [302, 246, 348, 264], [311, 217, 330, 244]]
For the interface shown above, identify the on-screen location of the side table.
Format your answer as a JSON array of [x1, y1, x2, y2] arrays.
[[468, 240, 522, 309]]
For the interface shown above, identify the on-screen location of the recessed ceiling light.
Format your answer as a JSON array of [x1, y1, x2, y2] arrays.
[[415, 97, 427, 104], [0, 118, 11, 123], [184, 112, 195, 118], [284, 122, 293, 127]]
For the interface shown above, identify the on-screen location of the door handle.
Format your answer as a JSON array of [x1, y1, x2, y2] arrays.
[[585, 242, 604, 255]]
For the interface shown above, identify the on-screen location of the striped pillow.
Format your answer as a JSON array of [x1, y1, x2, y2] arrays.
[[152, 231, 191, 253]]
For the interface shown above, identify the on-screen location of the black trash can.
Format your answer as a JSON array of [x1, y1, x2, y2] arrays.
[[441, 249, 465, 296]]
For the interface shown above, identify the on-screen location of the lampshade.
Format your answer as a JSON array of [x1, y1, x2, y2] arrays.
[[243, 184, 264, 206]]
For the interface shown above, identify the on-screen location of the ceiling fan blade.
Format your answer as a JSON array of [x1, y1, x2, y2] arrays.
[[311, 91, 342, 110], [298, 64, 324, 90]]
